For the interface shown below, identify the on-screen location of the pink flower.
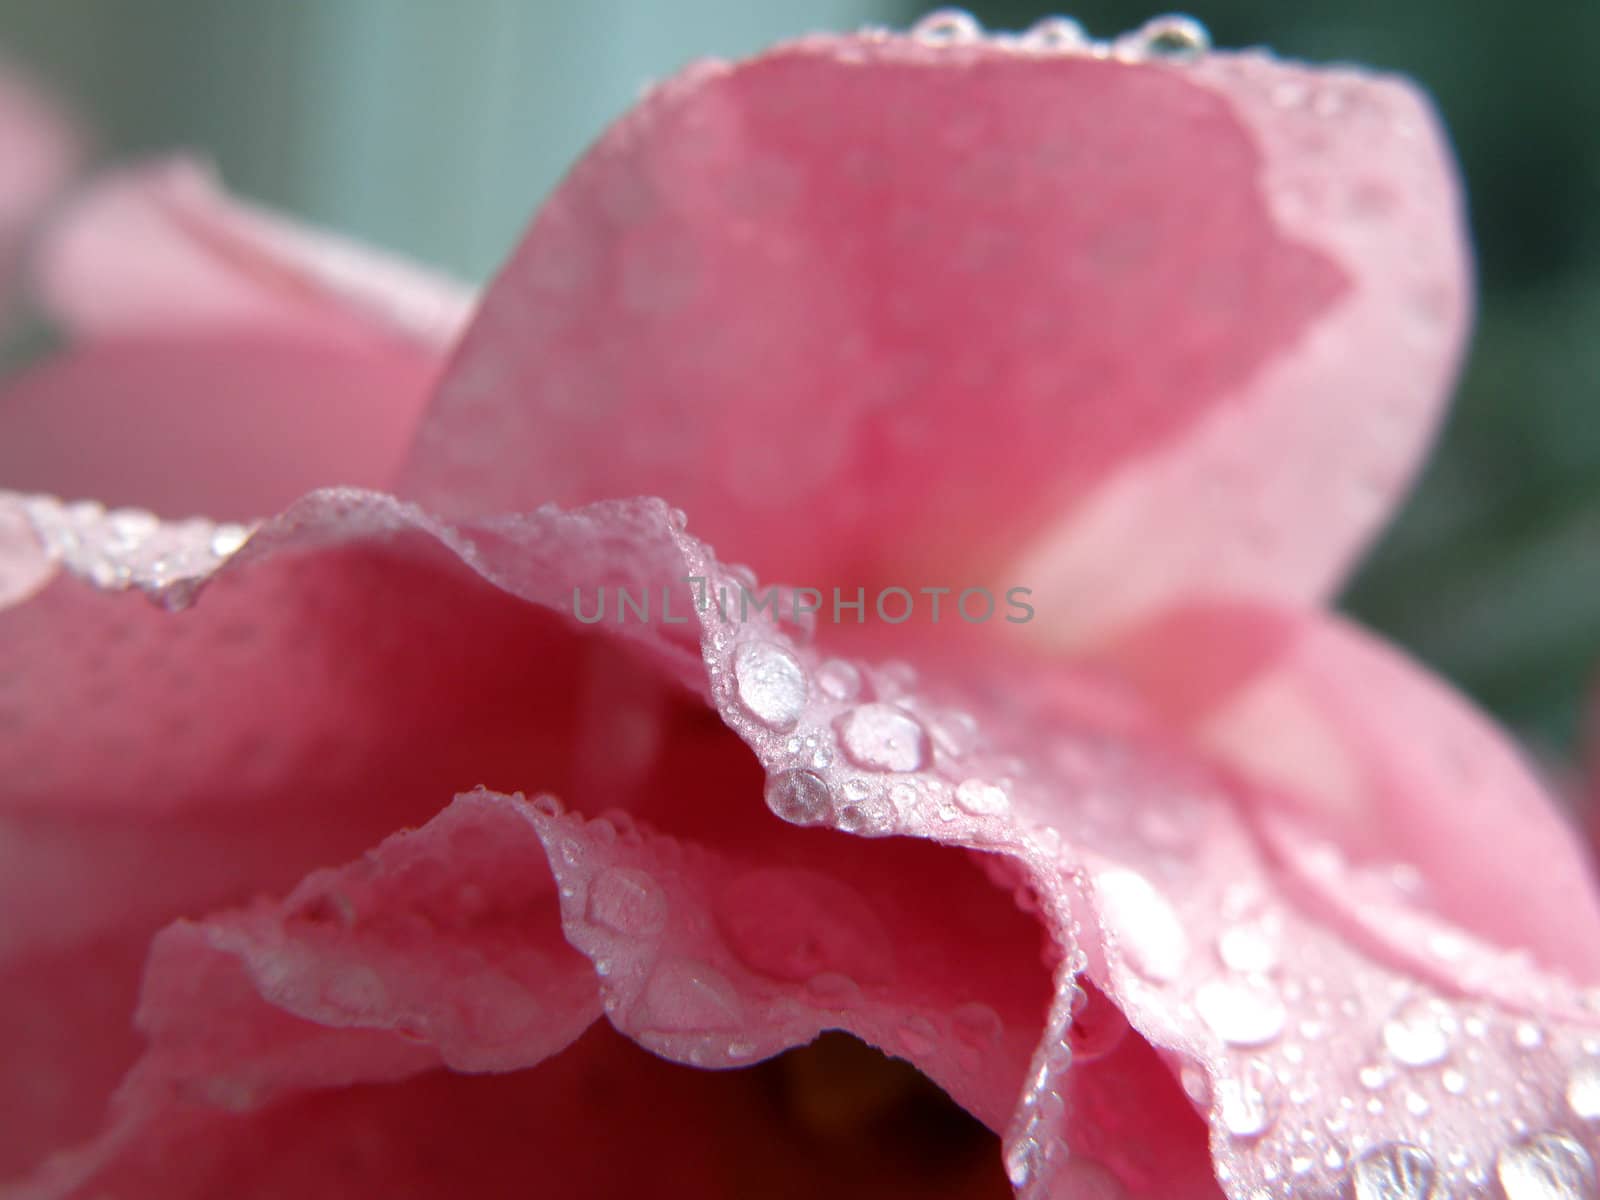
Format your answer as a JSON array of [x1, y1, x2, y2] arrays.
[[4, 19, 1599, 1199]]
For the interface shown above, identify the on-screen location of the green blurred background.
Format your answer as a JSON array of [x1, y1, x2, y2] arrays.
[[1, 1, 1595, 757]]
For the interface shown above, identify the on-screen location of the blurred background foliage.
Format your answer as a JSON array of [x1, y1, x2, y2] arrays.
[[1, 0, 1596, 755]]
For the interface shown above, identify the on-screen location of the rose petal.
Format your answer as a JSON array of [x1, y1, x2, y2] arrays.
[[675, 548, 1600, 1197], [531, 797, 1049, 1132], [0, 491, 699, 1182], [0, 335, 443, 519], [402, 32, 1466, 644], [10, 491, 1594, 1199], [34, 158, 473, 350], [1196, 608, 1600, 988], [31, 1023, 1010, 1200]]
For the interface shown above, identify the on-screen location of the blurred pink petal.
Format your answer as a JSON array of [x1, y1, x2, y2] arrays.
[[0, 163, 475, 519], [401, 35, 1467, 645], [0, 336, 446, 519], [1196, 607, 1600, 987], [36, 159, 472, 350]]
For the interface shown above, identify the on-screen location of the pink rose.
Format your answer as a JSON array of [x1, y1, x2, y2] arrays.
[[4, 17, 1599, 1199]]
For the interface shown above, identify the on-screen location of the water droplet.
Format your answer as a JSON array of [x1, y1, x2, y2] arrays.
[[1133, 14, 1209, 59], [1194, 979, 1285, 1046], [899, 1015, 939, 1057], [1382, 998, 1451, 1066], [1021, 15, 1088, 50], [586, 867, 667, 937], [835, 788, 896, 836], [1404, 1091, 1431, 1117], [209, 523, 250, 557], [1360, 1063, 1393, 1090], [1569, 1061, 1600, 1120], [952, 1002, 1003, 1050], [1216, 923, 1278, 974], [1351, 1144, 1437, 1200], [770, 770, 839, 828], [639, 960, 742, 1032], [954, 777, 1009, 816], [836, 704, 928, 772], [911, 7, 981, 44], [1513, 1021, 1545, 1050], [805, 971, 861, 1007], [1094, 868, 1188, 983], [1496, 1133, 1596, 1200], [1066, 982, 1130, 1064], [733, 641, 806, 730], [1215, 1058, 1278, 1139], [1442, 1068, 1466, 1095], [815, 659, 861, 701]]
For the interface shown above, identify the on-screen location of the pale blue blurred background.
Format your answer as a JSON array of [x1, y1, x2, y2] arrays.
[[0, 0, 886, 280], [2, 0, 1597, 754]]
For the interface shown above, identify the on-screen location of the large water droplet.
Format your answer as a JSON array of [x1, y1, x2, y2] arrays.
[[764, 769, 832, 826], [1093, 868, 1188, 983], [1132, 14, 1210, 58], [836, 704, 928, 772], [1351, 1144, 1437, 1200], [1215, 1058, 1278, 1139], [733, 641, 806, 730], [639, 960, 742, 1032], [586, 867, 667, 937], [1382, 998, 1451, 1067], [911, 8, 982, 44], [1496, 1134, 1597, 1200], [1021, 15, 1088, 51], [1569, 1060, 1600, 1121], [1194, 979, 1285, 1046]]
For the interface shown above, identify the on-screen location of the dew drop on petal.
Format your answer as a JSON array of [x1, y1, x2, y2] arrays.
[[911, 7, 982, 44], [733, 641, 807, 730], [898, 1015, 939, 1057], [209, 522, 251, 557], [1093, 868, 1188, 983], [806, 971, 861, 1007], [1569, 1060, 1600, 1120], [815, 659, 861, 702], [835, 704, 928, 772], [1215, 1058, 1278, 1139], [1513, 1021, 1545, 1051], [954, 777, 1009, 816], [586, 867, 667, 937], [764, 769, 832, 826], [1132, 14, 1210, 59], [1021, 15, 1088, 50], [1216, 923, 1278, 974], [952, 1002, 1003, 1050], [835, 788, 896, 836], [1496, 1133, 1597, 1200], [640, 960, 742, 1033], [1194, 979, 1285, 1046], [1382, 999, 1451, 1067], [1350, 1144, 1437, 1200]]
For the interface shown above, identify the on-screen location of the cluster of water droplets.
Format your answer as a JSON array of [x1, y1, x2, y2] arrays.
[[652, 528, 1600, 1199], [905, 9, 1210, 62], [14, 493, 253, 606]]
